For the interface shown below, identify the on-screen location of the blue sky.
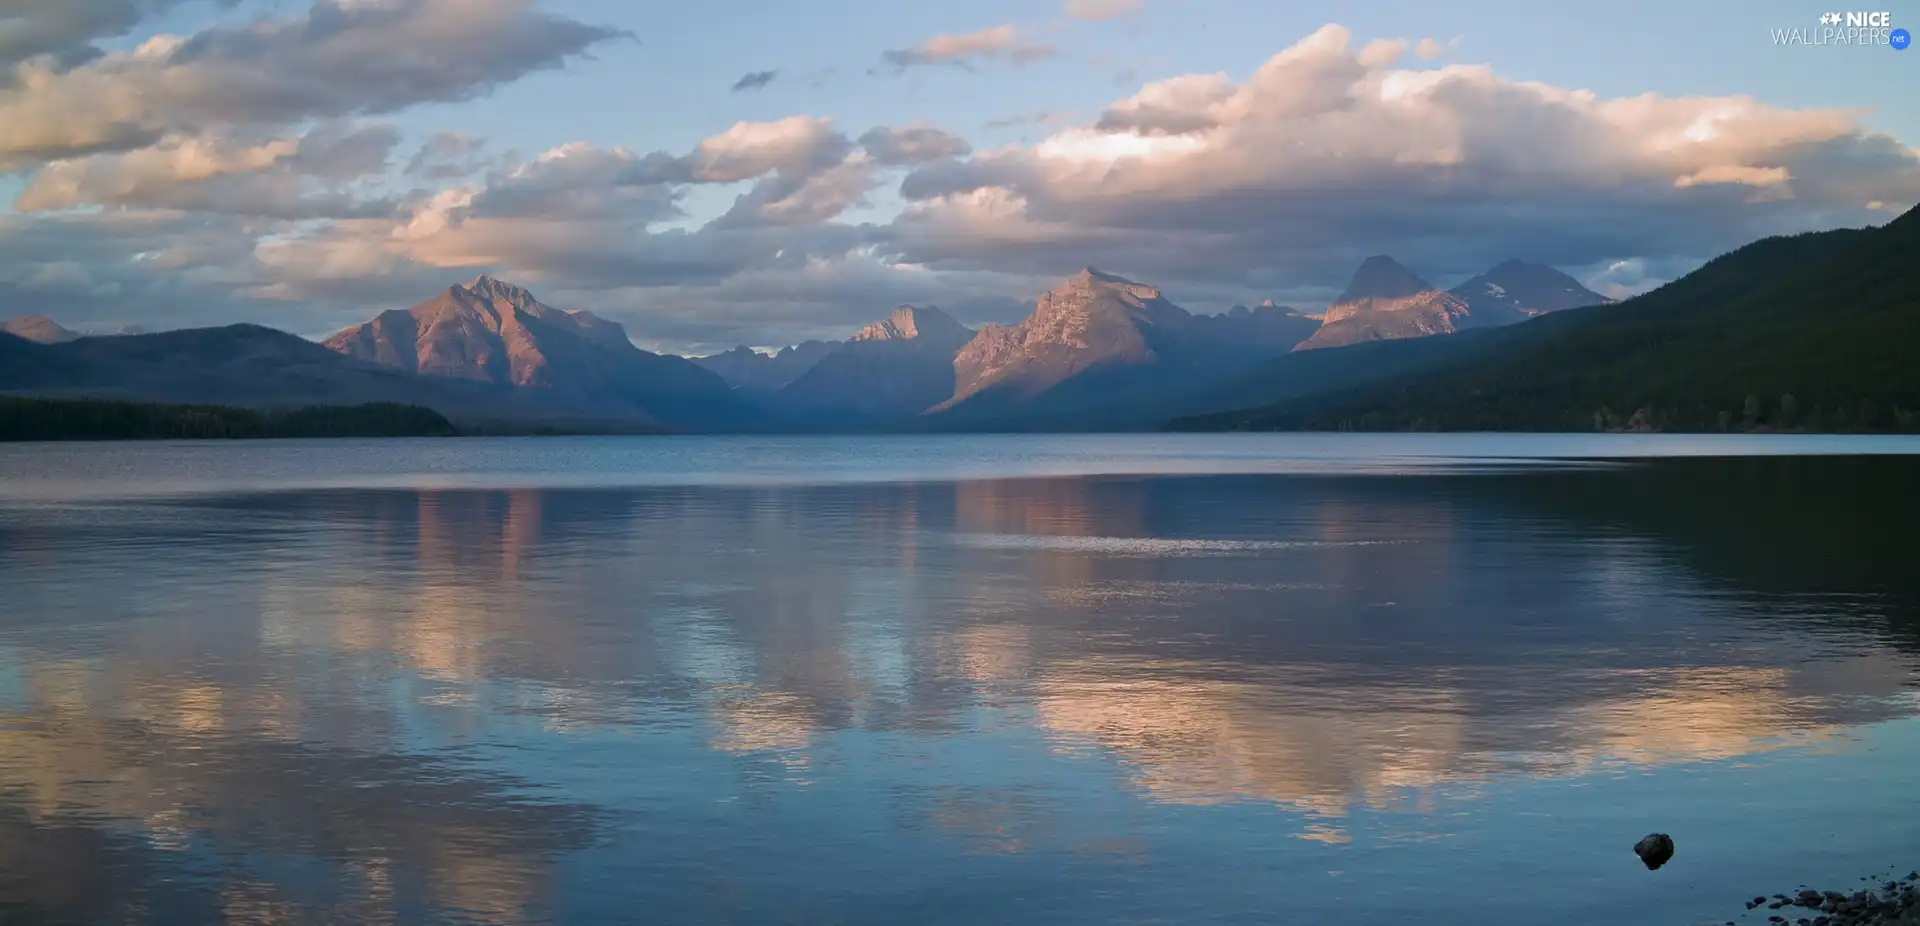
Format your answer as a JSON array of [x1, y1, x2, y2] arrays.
[[357, 0, 1920, 167], [319, 0, 1920, 152], [2, 0, 1916, 351]]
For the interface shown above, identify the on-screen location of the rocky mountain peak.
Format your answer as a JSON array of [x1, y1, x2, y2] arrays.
[[1071, 266, 1125, 284], [852, 305, 970, 347], [1066, 266, 1165, 303], [1450, 260, 1610, 318], [1334, 255, 1435, 305], [461, 275, 542, 309]]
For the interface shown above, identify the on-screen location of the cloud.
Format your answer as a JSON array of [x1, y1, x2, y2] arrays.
[[858, 125, 972, 165], [1093, 72, 1235, 135], [405, 132, 493, 180], [14, 122, 401, 218], [885, 23, 1920, 294], [0, 0, 628, 170], [1578, 256, 1702, 300], [264, 203, 877, 302], [1356, 38, 1407, 68], [460, 145, 685, 223], [684, 116, 853, 182], [880, 24, 1054, 72], [711, 156, 879, 229], [0, 0, 239, 68], [387, 116, 887, 229], [1064, 0, 1143, 21], [248, 117, 899, 306], [1416, 36, 1461, 60], [984, 110, 1072, 130], [0, 208, 311, 332], [730, 69, 778, 92]]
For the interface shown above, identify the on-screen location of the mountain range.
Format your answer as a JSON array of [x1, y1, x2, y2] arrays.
[[5, 204, 1914, 435], [1296, 256, 1606, 350], [1173, 202, 1920, 433], [688, 269, 1320, 428], [691, 341, 839, 395]]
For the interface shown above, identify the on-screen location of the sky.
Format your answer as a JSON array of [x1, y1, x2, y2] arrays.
[[1, 0, 1916, 354]]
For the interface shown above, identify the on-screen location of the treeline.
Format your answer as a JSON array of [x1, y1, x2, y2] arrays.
[[1219, 393, 1920, 434], [0, 397, 459, 441]]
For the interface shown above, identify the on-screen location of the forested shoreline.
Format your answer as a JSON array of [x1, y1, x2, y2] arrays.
[[0, 397, 459, 441]]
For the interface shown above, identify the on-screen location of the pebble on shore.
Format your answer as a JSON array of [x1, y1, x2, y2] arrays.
[[1733, 871, 1920, 926]]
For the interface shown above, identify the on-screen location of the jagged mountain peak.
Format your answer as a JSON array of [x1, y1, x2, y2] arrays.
[[852, 305, 970, 345], [1073, 266, 1131, 283], [1033, 268, 1183, 332], [1063, 266, 1166, 302], [322, 278, 751, 428], [1227, 298, 1300, 320], [693, 339, 839, 394], [460, 274, 543, 307]]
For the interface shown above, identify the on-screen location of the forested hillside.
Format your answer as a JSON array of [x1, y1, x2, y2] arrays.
[[1171, 204, 1920, 433]]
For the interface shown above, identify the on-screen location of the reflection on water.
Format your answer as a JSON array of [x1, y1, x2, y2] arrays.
[[2, 442, 1919, 925]]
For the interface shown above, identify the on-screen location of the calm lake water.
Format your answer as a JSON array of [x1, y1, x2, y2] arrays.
[[2, 434, 1918, 926]]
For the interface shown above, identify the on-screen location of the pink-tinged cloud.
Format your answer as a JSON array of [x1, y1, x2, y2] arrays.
[[881, 24, 1055, 72], [1065, 0, 1143, 22]]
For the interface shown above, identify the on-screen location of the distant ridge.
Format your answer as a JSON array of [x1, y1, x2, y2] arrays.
[[774, 305, 975, 423], [1295, 255, 1606, 351], [1, 315, 80, 344], [693, 342, 839, 395]]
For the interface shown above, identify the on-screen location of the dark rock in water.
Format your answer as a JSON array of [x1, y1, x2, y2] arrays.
[[1633, 833, 1675, 870]]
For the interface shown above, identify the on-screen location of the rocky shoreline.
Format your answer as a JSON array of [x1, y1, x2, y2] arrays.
[[1729, 871, 1919, 925]]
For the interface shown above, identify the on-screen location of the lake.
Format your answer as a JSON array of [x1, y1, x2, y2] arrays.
[[2, 434, 1918, 925]]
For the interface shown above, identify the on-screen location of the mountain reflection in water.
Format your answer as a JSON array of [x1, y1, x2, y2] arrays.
[[1, 446, 1917, 925]]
